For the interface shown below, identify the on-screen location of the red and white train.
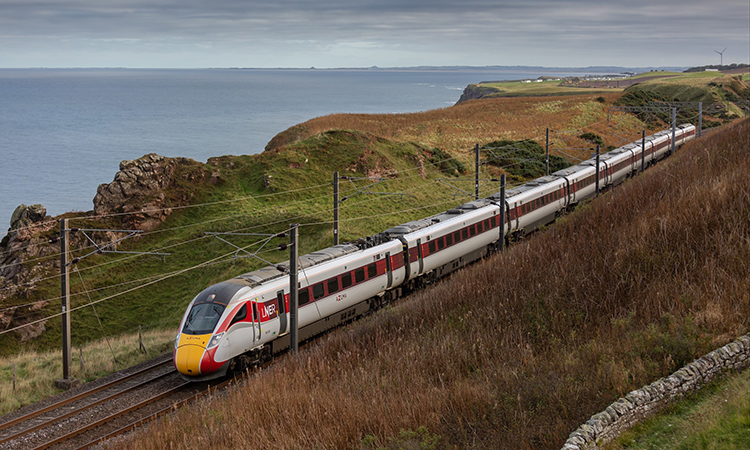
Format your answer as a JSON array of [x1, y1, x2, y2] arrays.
[[174, 124, 696, 380]]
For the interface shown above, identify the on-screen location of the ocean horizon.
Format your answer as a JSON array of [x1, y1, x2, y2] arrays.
[[0, 66, 641, 236]]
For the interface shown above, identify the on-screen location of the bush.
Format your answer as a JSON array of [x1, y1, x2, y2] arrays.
[[483, 139, 570, 180], [428, 147, 466, 177], [579, 132, 605, 147]]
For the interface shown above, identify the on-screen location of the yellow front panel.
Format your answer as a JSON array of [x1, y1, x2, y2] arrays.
[[175, 333, 210, 375]]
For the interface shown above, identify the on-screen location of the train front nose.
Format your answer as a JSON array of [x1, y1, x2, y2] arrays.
[[174, 334, 211, 376]]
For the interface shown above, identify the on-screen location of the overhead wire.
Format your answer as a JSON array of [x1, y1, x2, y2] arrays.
[[0, 149, 465, 267], [0, 172, 475, 314], [0, 230, 290, 338], [1, 114, 645, 298]]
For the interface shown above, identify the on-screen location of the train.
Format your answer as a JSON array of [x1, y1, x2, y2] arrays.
[[173, 123, 697, 380]]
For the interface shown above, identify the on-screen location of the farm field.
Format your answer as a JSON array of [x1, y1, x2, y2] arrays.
[[466, 70, 749, 105]]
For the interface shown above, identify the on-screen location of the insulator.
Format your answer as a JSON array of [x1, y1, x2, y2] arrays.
[[278, 244, 288, 251], [71, 258, 80, 264], [49, 237, 59, 244]]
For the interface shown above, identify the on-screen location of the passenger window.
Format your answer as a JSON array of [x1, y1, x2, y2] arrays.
[[355, 268, 365, 283], [299, 288, 310, 306], [446, 234, 453, 246], [327, 278, 339, 295], [312, 283, 325, 300], [437, 238, 445, 250], [462, 229, 468, 240], [428, 241, 436, 254], [367, 263, 378, 278], [341, 272, 352, 289], [229, 303, 247, 326], [454, 231, 461, 243]]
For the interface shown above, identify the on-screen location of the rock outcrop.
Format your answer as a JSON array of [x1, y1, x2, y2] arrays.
[[93, 153, 204, 231], [1, 204, 56, 290], [1, 154, 209, 342], [455, 84, 502, 104], [0, 204, 56, 341]]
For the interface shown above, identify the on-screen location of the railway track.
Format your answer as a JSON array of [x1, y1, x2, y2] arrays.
[[0, 354, 233, 450]]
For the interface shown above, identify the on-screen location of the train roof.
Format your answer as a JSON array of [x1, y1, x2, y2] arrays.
[[383, 198, 494, 237], [492, 175, 563, 200], [231, 244, 360, 288]]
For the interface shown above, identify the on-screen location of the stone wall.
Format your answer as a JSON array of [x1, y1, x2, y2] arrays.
[[561, 333, 750, 450]]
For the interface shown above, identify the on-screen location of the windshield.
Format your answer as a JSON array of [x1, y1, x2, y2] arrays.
[[182, 302, 226, 335]]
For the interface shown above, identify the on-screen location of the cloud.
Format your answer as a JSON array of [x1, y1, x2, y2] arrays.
[[0, 0, 748, 67]]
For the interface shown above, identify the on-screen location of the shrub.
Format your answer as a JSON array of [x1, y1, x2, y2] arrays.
[[483, 138, 570, 180]]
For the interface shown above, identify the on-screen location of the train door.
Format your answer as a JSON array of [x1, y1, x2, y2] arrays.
[[602, 161, 611, 187], [385, 252, 393, 288], [276, 290, 287, 335], [416, 238, 424, 275]]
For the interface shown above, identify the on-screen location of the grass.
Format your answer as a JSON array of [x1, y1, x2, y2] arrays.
[[472, 79, 620, 97], [604, 368, 750, 450], [266, 93, 650, 159], [0, 328, 175, 415], [0, 92, 649, 367], [107, 119, 749, 449], [1, 77, 747, 445]]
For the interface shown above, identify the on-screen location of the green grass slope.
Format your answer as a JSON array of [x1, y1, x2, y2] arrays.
[[0, 130, 480, 357]]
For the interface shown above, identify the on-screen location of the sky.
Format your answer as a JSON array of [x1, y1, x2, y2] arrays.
[[0, 0, 748, 69]]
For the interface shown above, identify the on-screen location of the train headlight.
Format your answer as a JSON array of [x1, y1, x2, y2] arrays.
[[174, 334, 180, 350], [206, 332, 225, 350]]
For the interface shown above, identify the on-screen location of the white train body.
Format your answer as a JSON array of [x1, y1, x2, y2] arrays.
[[175, 124, 697, 379]]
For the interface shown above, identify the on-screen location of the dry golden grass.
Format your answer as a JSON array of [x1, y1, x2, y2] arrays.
[[267, 93, 652, 162], [112, 120, 749, 449], [0, 329, 175, 414]]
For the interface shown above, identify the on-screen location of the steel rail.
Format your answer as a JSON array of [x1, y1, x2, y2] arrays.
[[0, 358, 172, 433], [0, 369, 176, 445], [76, 378, 236, 450], [29, 381, 192, 450]]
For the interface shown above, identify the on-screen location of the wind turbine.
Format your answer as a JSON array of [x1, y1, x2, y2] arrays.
[[714, 47, 727, 67]]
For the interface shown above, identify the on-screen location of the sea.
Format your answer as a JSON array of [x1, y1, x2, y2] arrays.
[[0, 67, 614, 236]]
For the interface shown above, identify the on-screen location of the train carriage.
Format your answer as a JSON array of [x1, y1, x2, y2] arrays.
[[649, 132, 673, 162], [175, 240, 405, 379], [553, 163, 598, 206], [599, 148, 634, 187], [383, 199, 501, 283], [495, 176, 567, 236]]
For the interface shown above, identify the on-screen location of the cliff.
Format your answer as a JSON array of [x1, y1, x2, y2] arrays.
[[0, 153, 210, 343]]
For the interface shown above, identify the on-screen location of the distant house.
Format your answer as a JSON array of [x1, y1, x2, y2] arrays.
[[704, 68, 719, 72]]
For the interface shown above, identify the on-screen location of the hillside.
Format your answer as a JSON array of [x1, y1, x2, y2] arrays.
[[114, 118, 749, 449], [0, 69, 748, 448], [0, 90, 659, 360], [266, 92, 642, 155], [459, 70, 750, 124]]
